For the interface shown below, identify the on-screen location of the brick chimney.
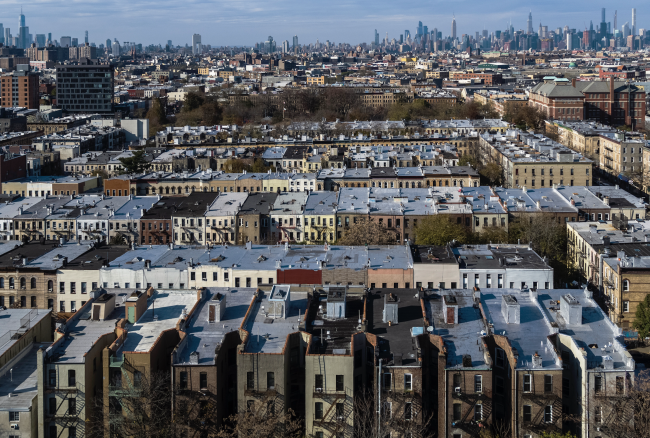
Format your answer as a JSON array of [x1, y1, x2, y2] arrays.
[[571, 78, 576, 88]]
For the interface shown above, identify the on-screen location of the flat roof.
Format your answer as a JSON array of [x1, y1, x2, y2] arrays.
[[0, 343, 51, 412], [117, 290, 198, 357], [480, 288, 560, 370], [308, 290, 365, 355], [174, 287, 257, 365], [0, 309, 51, 357], [368, 288, 426, 365], [243, 289, 307, 354]]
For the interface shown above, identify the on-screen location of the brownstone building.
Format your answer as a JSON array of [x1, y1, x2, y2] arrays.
[[0, 68, 40, 109]]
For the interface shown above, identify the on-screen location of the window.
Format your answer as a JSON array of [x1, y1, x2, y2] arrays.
[[544, 375, 552, 393], [315, 402, 323, 419], [544, 405, 553, 423], [68, 370, 76, 387], [267, 372, 275, 389], [315, 374, 323, 391], [453, 403, 462, 421], [404, 374, 412, 391], [523, 405, 532, 422], [496, 348, 505, 368], [49, 369, 56, 386], [405, 402, 413, 420], [179, 371, 188, 389], [9, 411, 19, 422], [595, 406, 602, 423], [474, 404, 482, 421], [616, 376, 624, 394], [594, 375, 602, 393], [336, 403, 344, 418], [563, 378, 570, 397], [247, 372, 254, 389], [383, 373, 391, 390], [336, 375, 344, 391], [200, 372, 207, 389], [474, 375, 483, 392], [623, 280, 630, 291], [624, 301, 630, 312], [523, 374, 531, 392], [69, 398, 76, 415]]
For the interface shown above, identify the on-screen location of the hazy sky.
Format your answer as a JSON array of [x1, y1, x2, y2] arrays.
[[0, 0, 646, 47]]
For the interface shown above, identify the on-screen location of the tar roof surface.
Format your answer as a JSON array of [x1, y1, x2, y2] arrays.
[[205, 192, 249, 217], [243, 289, 307, 354], [480, 288, 560, 370], [141, 197, 188, 220], [368, 288, 427, 365], [0, 343, 51, 411], [239, 192, 278, 215], [411, 245, 456, 264], [28, 242, 96, 270], [62, 245, 130, 270], [454, 245, 550, 270], [117, 290, 198, 357], [111, 196, 160, 221], [175, 287, 256, 365], [308, 291, 365, 355], [0, 241, 74, 269]]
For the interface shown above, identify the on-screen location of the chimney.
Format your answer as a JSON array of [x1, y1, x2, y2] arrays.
[[209, 292, 227, 322], [443, 295, 459, 324], [571, 78, 576, 88], [144, 260, 151, 269], [189, 351, 200, 364], [383, 292, 400, 324], [462, 354, 472, 367], [531, 352, 543, 368], [604, 196, 610, 205], [603, 236, 610, 246], [603, 355, 614, 370]]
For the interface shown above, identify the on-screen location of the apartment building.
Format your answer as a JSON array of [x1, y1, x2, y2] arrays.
[[107, 196, 159, 245], [598, 131, 647, 183], [602, 253, 650, 329], [546, 120, 615, 161], [139, 196, 186, 245], [270, 191, 308, 243], [303, 191, 337, 244], [237, 286, 308, 419], [0, 66, 40, 109], [236, 192, 278, 244], [171, 287, 258, 433], [171, 192, 219, 245], [55, 61, 114, 113], [204, 192, 247, 244], [479, 130, 593, 189]]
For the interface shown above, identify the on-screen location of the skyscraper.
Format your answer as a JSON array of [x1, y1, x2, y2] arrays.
[[631, 8, 636, 36], [292, 35, 299, 50], [451, 16, 457, 40], [527, 11, 533, 34], [47, 33, 52, 45], [192, 34, 201, 55], [374, 29, 379, 46], [17, 9, 29, 49], [418, 21, 423, 36], [0, 23, 4, 44], [60, 36, 71, 47], [5, 29, 11, 46], [85, 30, 88, 44], [614, 11, 617, 33], [35, 34, 45, 47]]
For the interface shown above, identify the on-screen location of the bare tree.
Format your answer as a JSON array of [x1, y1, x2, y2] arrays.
[[216, 393, 303, 438], [351, 388, 435, 438], [338, 218, 397, 246]]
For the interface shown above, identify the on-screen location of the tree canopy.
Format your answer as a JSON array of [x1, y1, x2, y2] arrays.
[[338, 218, 397, 246], [414, 215, 469, 246], [118, 150, 151, 175], [634, 294, 650, 339]]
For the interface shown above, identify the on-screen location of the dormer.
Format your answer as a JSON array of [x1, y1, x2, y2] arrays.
[[501, 294, 520, 324], [383, 292, 399, 324], [442, 295, 459, 325]]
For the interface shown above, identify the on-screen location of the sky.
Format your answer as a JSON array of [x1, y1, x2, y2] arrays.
[[0, 0, 646, 47]]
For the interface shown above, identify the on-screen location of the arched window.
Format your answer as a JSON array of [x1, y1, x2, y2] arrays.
[[48, 280, 53, 292], [165, 187, 170, 194], [20, 278, 26, 289], [623, 280, 630, 291], [31, 278, 36, 289], [9, 278, 14, 289], [0, 278, 4, 288]]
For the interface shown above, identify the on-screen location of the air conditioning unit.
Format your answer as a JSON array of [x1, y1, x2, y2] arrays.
[[454, 387, 461, 393], [10, 424, 18, 430], [337, 416, 344, 421], [316, 388, 323, 393]]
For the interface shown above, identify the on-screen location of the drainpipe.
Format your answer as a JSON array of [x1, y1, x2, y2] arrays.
[[377, 358, 382, 437]]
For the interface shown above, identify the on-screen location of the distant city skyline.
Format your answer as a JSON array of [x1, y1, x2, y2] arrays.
[[0, 2, 647, 47]]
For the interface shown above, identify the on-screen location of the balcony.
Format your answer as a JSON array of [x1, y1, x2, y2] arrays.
[[244, 388, 277, 397], [313, 386, 347, 399]]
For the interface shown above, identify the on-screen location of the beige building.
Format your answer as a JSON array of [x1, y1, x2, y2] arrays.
[[479, 129, 593, 189], [599, 131, 647, 185]]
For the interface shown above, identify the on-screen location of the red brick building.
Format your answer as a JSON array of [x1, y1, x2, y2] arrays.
[[0, 69, 40, 109], [0, 154, 27, 193]]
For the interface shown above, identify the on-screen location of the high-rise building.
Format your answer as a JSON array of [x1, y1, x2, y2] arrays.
[[0, 23, 4, 44], [452, 16, 457, 40], [35, 34, 45, 47], [71, 38, 78, 47], [292, 35, 299, 50], [105, 39, 111, 50], [56, 61, 113, 113], [418, 21, 423, 36], [47, 33, 52, 45], [631, 8, 636, 37], [374, 29, 379, 46], [0, 66, 40, 109], [84, 31, 88, 44], [527, 11, 533, 34], [60, 36, 71, 47], [4, 29, 11, 46], [17, 10, 29, 49], [192, 33, 201, 55], [111, 40, 120, 57], [282, 40, 289, 53], [622, 22, 630, 38], [167, 40, 172, 48]]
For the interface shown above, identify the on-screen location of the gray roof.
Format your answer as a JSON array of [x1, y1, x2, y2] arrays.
[[304, 191, 338, 216], [0, 308, 51, 357], [0, 343, 51, 412], [174, 287, 257, 365]]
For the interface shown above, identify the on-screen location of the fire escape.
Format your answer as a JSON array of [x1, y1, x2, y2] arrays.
[[314, 386, 352, 437], [45, 379, 83, 437], [521, 391, 562, 434], [451, 388, 493, 437]]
